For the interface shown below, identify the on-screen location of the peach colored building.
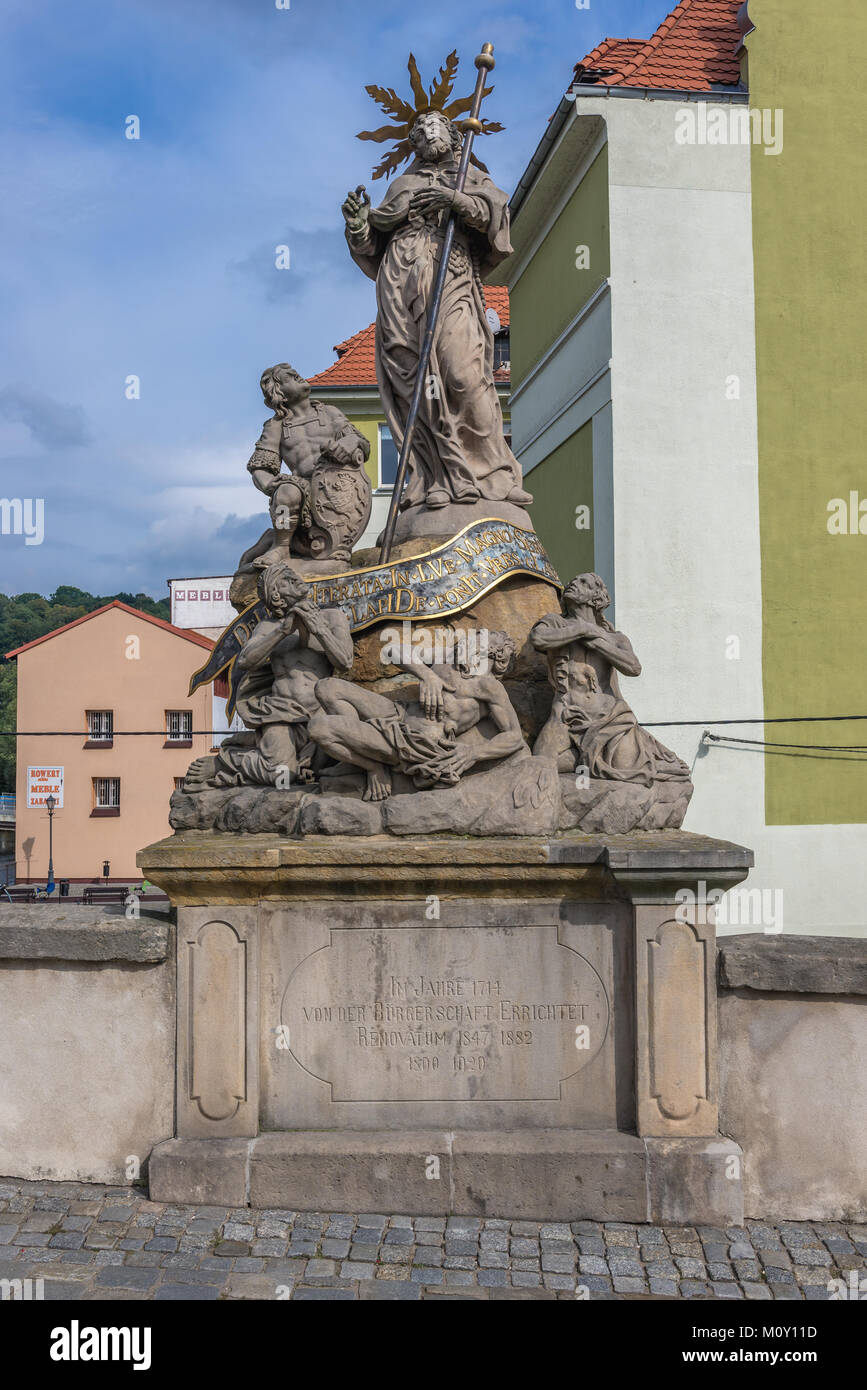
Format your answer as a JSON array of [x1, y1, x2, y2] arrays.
[[6, 601, 214, 883]]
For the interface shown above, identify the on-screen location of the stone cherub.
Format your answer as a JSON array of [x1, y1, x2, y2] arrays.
[[343, 51, 532, 515], [184, 560, 354, 791], [239, 363, 372, 570], [531, 573, 691, 787], [308, 628, 527, 801]]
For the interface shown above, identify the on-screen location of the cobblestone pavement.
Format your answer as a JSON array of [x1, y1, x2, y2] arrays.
[[1, 1179, 864, 1301]]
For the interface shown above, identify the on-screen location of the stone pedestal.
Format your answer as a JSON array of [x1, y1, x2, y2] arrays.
[[139, 829, 752, 1223]]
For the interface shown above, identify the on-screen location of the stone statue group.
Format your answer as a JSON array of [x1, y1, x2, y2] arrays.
[[176, 56, 692, 835], [185, 555, 690, 808]]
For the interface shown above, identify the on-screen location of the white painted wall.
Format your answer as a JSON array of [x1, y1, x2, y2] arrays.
[[595, 92, 866, 934], [357, 491, 391, 552], [512, 92, 866, 934]]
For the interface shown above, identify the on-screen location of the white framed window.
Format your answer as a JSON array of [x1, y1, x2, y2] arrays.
[[377, 424, 398, 489], [87, 710, 113, 742], [93, 777, 120, 809], [166, 710, 193, 743], [492, 329, 510, 371]]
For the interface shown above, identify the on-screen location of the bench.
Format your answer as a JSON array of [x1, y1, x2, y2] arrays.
[[81, 887, 131, 905]]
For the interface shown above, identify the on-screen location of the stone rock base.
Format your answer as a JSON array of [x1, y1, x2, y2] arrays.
[[149, 1130, 744, 1225], [559, 775, 694, 833], [170, 755, 561, 837], [170, 761, 693, 836]]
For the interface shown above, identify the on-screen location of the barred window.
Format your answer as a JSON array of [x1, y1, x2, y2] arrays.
[[87, 710, 113, 741], [166, 711, 193, 742], [93, 777, 120, 808]]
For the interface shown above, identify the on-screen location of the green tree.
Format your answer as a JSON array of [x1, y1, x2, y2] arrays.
[[0, 663, 16, 794], [50, 586, 93, 609]]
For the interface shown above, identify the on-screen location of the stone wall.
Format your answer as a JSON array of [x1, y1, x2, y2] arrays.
[[719, 934, 867, 1222], [1, 906, 864, 1222], [0, 905, 175, 1185]]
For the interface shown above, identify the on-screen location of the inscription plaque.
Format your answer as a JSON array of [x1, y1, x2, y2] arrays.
[[281, 926, 609, 1102]]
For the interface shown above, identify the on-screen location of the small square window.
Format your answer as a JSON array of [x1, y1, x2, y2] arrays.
[[92, 777, 120, 816], [87, 711, 113, 741], [166, 711, 193, 745]]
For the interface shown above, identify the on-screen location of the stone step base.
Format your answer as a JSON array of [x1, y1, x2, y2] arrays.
[[149, 1130, 743, 1225]]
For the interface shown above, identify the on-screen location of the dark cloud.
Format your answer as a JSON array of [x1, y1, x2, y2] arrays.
[[0, 388, 91, 449], [229, 229, 356, 303], [215, 513, 268, 548]]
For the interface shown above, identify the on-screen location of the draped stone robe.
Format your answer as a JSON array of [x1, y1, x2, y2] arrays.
[[532, 613, 693, 786], [346, 156, 524, 508]]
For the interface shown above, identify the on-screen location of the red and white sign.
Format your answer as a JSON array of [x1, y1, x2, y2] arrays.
[[27, 766, 64, 809], [170, 577, 234, 630]]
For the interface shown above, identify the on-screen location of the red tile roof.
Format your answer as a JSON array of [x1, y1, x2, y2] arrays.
[[484, 285, 511, 329], [577, 37, 647, 76], [5, 600, 215, 660], [573, 0, 746, 92], [309, 322, 377, 387], [309, 286, 511, 387]]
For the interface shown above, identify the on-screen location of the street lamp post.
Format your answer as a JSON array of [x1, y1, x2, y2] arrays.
[[45, 794, 56, 896]]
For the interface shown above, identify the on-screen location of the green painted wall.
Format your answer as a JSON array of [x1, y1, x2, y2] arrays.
[[748, 0, 867, 824], [315, 391, 381, 490], [526, 421, 594, 584], [323, 397, 510, 493], [509, 146, 610, 389], [348, 416, 380, 491]]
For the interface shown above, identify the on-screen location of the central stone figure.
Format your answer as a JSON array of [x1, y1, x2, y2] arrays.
[[309, 629, 526, 802], [342, 107, 532, 516]]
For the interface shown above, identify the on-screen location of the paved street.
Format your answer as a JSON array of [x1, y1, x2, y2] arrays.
[[1, 1179, 864, 1300]]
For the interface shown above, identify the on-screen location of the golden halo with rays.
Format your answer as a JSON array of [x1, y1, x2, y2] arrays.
[[357, 49, 505, 181]]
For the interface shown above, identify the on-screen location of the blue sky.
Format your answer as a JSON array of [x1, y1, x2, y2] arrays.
[[0, 0, 664, 600]]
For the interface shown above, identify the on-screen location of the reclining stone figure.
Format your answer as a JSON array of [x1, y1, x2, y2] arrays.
[[308, 628, 527, 801]]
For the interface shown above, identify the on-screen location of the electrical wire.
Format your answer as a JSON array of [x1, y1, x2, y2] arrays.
[[2, 713, 867, 737], [705, 733, 867, 752]]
